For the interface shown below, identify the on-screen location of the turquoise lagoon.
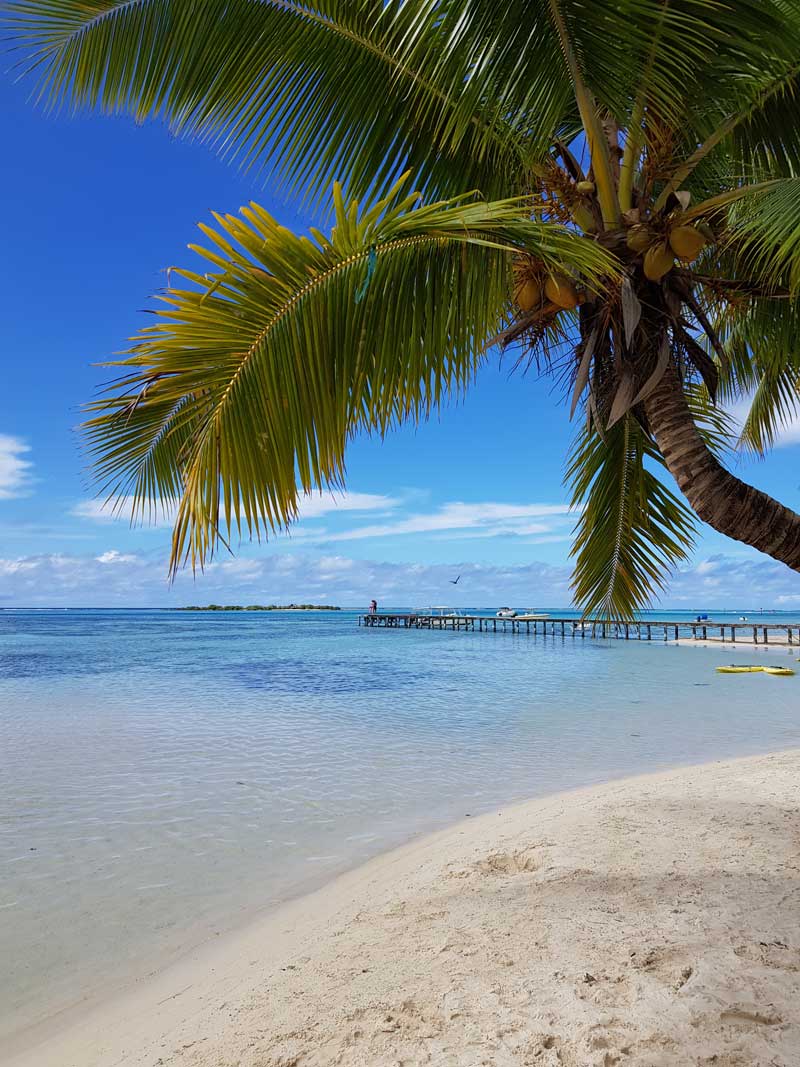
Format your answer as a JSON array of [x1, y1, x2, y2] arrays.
[[1, 608, 798, 1044]]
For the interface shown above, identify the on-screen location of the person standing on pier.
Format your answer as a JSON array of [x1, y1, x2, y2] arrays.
[[369, 599, 378, 614]]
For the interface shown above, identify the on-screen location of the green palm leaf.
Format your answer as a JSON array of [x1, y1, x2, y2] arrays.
[[654, 50, 800, 203], [6, 0, 536, 202], [714, 298, 800, 455], [725, 179, 800, 293], [84, 176, 617, 573], [9, 1, 798, 203], [739, 368, 800, 456], [567, 416, 696, 620]]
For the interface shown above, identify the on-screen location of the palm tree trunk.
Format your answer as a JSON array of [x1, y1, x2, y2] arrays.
[[644, 367, 800, 570]]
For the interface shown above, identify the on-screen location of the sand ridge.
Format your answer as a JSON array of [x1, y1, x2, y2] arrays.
[[8, 750, 800, 1067]]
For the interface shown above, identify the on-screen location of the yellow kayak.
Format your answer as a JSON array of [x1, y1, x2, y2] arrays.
[[716, 665, 795, 676]]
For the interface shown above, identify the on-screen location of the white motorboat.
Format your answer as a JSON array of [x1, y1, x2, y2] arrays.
[[496, 607, 517, 618]]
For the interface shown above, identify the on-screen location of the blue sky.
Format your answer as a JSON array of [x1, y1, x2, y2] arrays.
[[2, 79, 800, 609]]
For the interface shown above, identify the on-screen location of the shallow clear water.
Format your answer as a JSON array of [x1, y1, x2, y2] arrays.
[[1, 608, 798, 1045]]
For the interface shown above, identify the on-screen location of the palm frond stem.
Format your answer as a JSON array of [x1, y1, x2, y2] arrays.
[[546, 0, 620, 227]]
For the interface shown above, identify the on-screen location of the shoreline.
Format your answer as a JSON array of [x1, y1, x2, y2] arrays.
[[675, 636, 800, 653], [8, 747, 800, 1067]]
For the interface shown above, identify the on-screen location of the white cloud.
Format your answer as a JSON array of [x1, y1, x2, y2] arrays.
[[70, 490, 396, 528], [695, 560, 719, 575], [67, 492, 574, 551], [295, 491, 398, 519], [95, 550, 139, 564], [665, 554, 800, 606], [67, 488, 571, 546], [311, 502, 574, 543], [315, 556, 356, 572], [0, 435, 34, 499], [778, 421, 800, 446], [0, 557, 39, 575], [70, 496, 177, 526], [205, 558, 265, 580]]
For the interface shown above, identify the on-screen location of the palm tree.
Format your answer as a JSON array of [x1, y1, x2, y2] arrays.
[[7, 0, 800, 615]]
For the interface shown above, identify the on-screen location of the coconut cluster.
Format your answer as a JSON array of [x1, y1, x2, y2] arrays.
[[514, 260, 581, 314], [567, 173, 713, 283], [626, 204, 712, 282], [512, 181, 713, 325]]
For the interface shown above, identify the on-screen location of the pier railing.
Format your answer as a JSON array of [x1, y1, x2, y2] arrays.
[[358, 613, 799, 645]]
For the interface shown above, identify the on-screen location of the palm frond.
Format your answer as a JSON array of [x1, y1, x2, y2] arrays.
[[10, 0, 799, 208], [684, 179, 781, 223], [676, 383, 735, 461], [555, 0, 794, 136], [724, 178, 800, 293], [738, 367, 800, 456], [5, 0, 538, 203], [84, 176, 618, 573], [654, 56, 800, 209], [567, 415, 696, 619], [712, 296, 800, 455], [730, 65, 800, 178]]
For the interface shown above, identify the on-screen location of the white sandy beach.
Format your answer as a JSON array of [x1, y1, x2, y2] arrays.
[[7, 749, 800, 1067], [676, 637, 800, 653]]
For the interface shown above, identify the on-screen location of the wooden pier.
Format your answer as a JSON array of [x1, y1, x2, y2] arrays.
[[358, 613, 799, 646]]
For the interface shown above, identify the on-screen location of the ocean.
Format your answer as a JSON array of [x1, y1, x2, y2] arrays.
[[1, 607, 798, 1047]]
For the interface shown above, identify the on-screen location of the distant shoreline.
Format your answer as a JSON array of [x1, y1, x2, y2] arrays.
[[174, 604, 341, 611]]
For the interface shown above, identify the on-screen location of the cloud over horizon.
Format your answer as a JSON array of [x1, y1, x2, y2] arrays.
[[1, 548, 798, 610]]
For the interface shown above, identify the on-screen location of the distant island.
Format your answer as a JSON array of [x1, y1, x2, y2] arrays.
[[176, 604, 341, 612]]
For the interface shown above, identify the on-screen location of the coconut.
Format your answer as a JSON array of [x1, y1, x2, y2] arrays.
[[544, 274, 579, 309], [576, 180, 596, 195], [643, 242, 675, 282], [669, 225, 706, 262], [626, 225, 652, 253], [515, 278, 542, 312]]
